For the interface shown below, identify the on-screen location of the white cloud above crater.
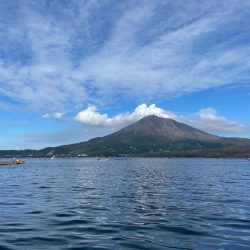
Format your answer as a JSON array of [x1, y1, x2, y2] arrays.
[[74, 104, 175, 127], [73, 103, 245, 135]]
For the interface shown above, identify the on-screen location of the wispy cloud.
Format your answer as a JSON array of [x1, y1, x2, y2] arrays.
[[191, 108, 244, 133], [0, 0, 250, 111]]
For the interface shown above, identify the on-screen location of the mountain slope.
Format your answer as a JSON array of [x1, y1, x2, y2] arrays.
[[112, 115, 219, 141], [1, 115, 250, 157]]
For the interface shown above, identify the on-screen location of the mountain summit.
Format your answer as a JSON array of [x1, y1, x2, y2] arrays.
[[113, 115, 219, 142], [1, 115, 250, 157]]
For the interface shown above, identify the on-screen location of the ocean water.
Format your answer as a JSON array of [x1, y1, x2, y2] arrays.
[[0, 158, 250, 250]]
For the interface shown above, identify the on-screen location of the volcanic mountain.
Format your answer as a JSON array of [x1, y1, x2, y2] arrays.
[[1, 115, 250, 157], [112, 115, 219, 141]]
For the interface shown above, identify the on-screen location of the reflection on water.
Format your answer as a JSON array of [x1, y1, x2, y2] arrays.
[[0, 158, 250, 249]]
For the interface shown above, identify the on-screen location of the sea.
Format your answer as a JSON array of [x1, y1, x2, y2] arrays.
[[0, 158, 250, 250]]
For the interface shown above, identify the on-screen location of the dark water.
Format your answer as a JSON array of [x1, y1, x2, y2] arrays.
[[0, 158, 250, 250]]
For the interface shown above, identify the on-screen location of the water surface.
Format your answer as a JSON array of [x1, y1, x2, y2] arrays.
[[0, 158, 250, 249]]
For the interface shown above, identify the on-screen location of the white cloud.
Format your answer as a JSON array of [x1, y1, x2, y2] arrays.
[[73, 103, 245, 135], [53, 112, 63, 119], [75, 106, 110, 126], [74, 104, 175, 127], [42, 112, 63, 120], [41, 113, 50, 119]]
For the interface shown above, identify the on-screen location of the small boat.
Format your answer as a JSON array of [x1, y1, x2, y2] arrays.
[[0, 159, 25, 166]]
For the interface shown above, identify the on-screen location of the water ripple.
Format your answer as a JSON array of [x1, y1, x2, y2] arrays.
[[0, 158, 250, 249]]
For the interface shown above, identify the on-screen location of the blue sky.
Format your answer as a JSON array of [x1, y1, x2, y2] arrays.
[[0, 0, 250, 149]]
